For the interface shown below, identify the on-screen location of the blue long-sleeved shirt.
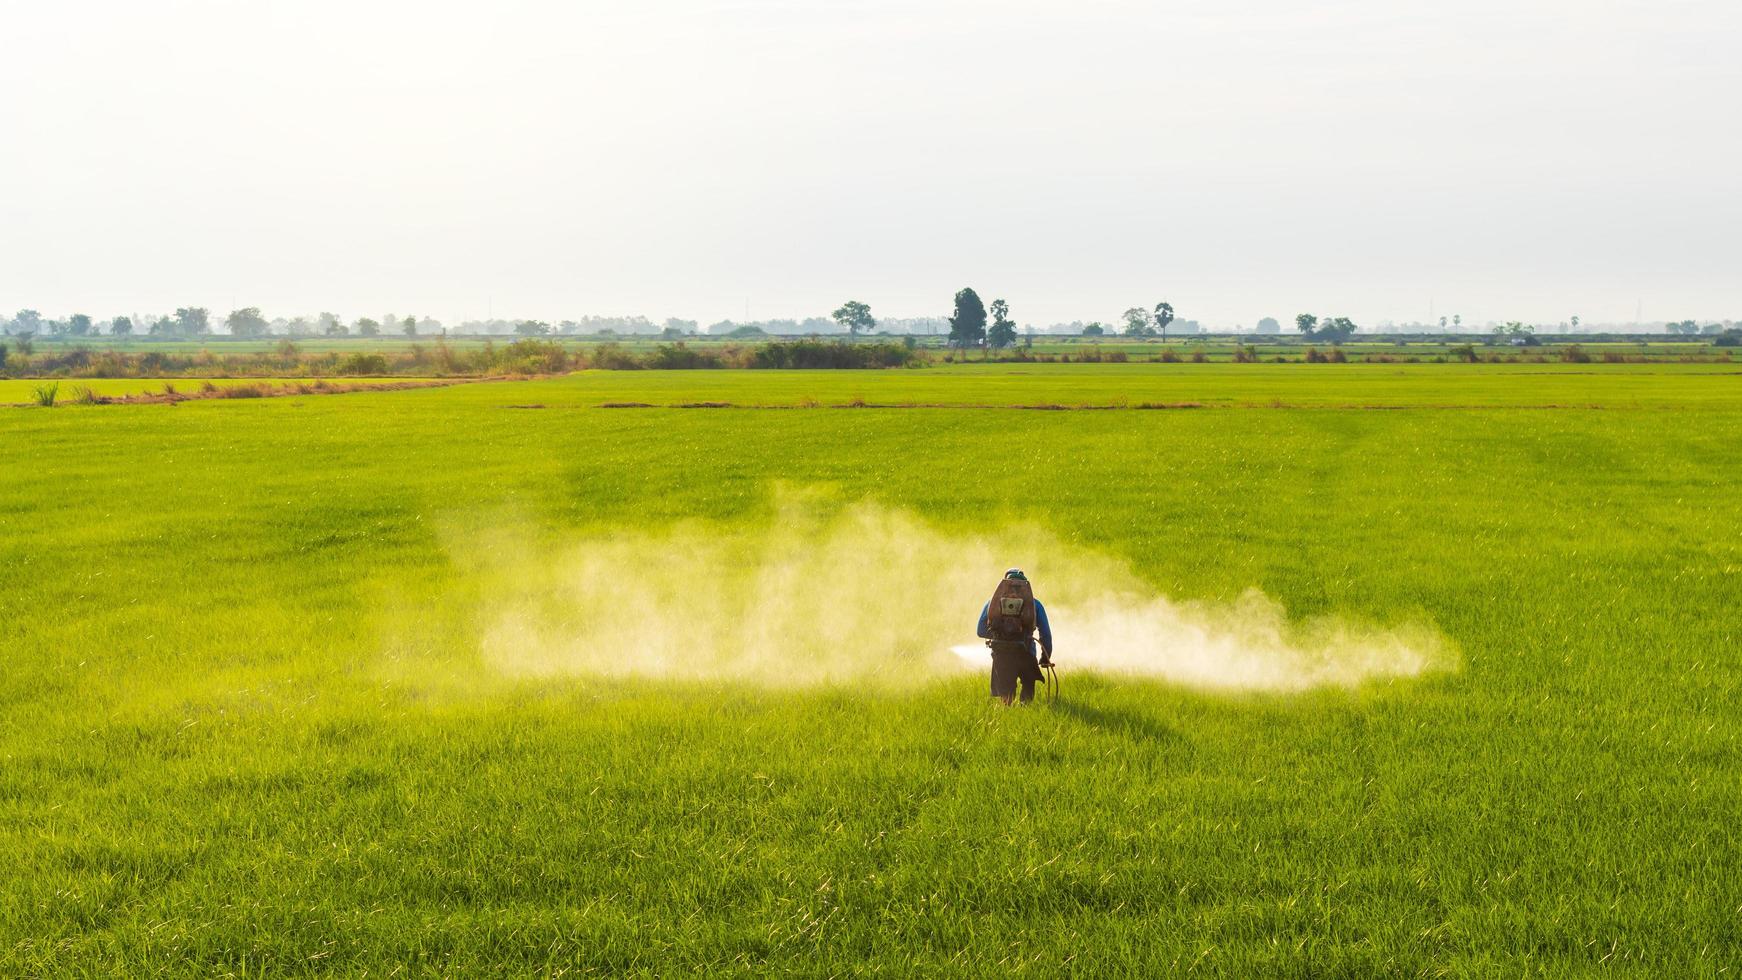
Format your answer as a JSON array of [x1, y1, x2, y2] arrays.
[[976, 599, 1053, 659]]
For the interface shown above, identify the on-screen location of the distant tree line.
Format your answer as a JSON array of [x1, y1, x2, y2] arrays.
[[6, 304, 1738, 341], [1, 337, 924, 380]]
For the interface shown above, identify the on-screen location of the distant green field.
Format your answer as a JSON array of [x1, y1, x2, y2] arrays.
[[3, 365, 1737, 975]]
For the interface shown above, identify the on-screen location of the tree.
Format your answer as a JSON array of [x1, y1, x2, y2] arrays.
[[1318, 317, 1357, 343], [1295, 313, 1318, 337], [226, 307, 270, 337], [1254, 317, 1280, 335], [987, 299, 1017, 348], [948, 288, 987, 347], [831, 300, 876, 336], [1122, 307, 1152, 337], [1492, 321, 1537, 345], [1570, 315, 1580, 331], [356, 318, 381, 337], [324, 318, 349, 336], [402, 316, 418, 337], [1153, 302, 1174, 341], [1082, 322, 1106, 337], [150, 316, 176, 336], [1453, 314, 1462, 329], [514, 320, 549, 336], [174, 307, 211, 335], [111, 315, 133, 336], [68, 313, 93, 336], [1439, 316, 1448, 330], [10, 309, 42, 334]]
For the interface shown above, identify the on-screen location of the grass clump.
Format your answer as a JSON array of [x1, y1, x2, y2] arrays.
[[336, 352, 390, 376]]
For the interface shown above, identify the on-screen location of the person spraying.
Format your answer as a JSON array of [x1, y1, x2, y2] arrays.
[[977, 568, 1054, 705]]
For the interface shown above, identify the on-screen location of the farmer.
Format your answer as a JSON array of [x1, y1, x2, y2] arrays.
[[977, 568, 1054, 705]]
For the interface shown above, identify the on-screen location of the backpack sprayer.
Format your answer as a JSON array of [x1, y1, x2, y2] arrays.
[[988, 570, 1060, 705]]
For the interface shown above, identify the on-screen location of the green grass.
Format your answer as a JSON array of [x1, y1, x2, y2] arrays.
[[305, 361, 1742, 410], [2, 365, 1738, 975]]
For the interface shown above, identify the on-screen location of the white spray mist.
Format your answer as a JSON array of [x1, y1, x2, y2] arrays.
[[457, 495, 1455, 692]]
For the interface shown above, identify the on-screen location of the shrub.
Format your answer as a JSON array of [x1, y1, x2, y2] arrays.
[[337, 352, 390, 375], [1561, 345, 1592, 363], [1157, 350, 1180, 363], [1714, 329, 1741, 347], [219, 384, 267, 398], [70, 385, 101, 404], [749, 341, 916, 370], [1305, 348, 1329, 363], [434, 337, 459, 374], [645, 344, 723, 370], [32, 382, 59, 407], [1190, 351, 1207, 363], [1232, 345, 1257, 363], [0, 342, 7, 370], [496, 340, 571, 375], [586, 343, 642, 371], [1449, 344, 1478, 363]]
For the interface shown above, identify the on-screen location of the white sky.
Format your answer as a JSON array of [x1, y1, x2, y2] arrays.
[[2, 0, 1738, 327]]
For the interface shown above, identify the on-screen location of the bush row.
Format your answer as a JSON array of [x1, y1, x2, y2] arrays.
[[0, 339, 922, 378]]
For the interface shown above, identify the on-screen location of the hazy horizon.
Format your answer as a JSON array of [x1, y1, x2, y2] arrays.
[[4, 0, 1738, 327]]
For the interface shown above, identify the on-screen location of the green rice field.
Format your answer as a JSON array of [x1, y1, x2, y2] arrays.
[[2, 364, 1737, 975]]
